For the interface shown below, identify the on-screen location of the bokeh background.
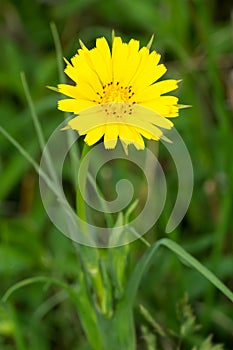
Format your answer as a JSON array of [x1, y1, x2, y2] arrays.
[[0, 0, 233, 349]]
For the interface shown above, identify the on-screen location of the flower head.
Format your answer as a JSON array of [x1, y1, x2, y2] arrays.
[[57, 34, 181, 152]]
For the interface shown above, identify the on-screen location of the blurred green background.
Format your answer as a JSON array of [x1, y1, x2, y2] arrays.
[[0, 0, 233, 349]]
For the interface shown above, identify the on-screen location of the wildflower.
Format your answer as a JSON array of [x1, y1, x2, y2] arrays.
[[57, 34, 181, 151]]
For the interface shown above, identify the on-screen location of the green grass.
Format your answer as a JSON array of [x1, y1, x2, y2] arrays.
[[0, 0, 233, 349]]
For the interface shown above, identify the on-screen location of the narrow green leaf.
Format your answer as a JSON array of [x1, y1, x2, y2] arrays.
[[161, 239, 233, 303], [50, 22, 64, 84], [125, 199, 139, 223], [2, 276, 73, 303], [1, 275, 102, 350], [21, 72, 58, 184], [0, 126, 41, 175], [113, 238, 233, 349], [0, 126, 62, 201], [20, 72, 46, 151], [121, 238, 233, 312]]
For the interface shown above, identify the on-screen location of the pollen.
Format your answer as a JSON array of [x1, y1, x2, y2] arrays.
[[99, 82, 135, 104]]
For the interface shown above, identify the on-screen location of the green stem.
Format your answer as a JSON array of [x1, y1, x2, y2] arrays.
[[97, 306, 135, 350], [75, 143, 113, 318], [76, 143, 90, 225], [50, 21, 113, 339]]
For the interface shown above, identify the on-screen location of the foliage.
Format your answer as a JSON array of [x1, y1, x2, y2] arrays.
[[0, 0, 233, 349]]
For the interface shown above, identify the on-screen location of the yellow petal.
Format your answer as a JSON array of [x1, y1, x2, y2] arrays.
[[112, 37, 129, 83], [58, 99, 95, 113], [128, 126, 145, 149], [95, 37, 112, 82], [74, 82, 100, 101], [129, 46, 150, 84], [128, 39, 140, 55], [130, 50, 162, 89], [140, 96, 179, 118], [152, 79, 180, 95], [68, 105, 107, 134], [118, 124, 145, 149], [68, 51, 103, 92], [58, 84, 97, 101], [135, 79, 179, 100], [88, 48, 111, 85], [133, 63, 167, 90], [134, 127, 159, 141], [117, 39, 141, 86], [156, 96, 179, 105], [104, 124, 119, 149], [58, 84, 81, 99], [84, 126, 105, 145], [125, 117, 163, 139], [132, 105, 173, 129]]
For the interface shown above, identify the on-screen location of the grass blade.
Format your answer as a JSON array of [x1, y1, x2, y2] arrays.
[[122, 238, 233, 311], [20, 72, 46, 151]]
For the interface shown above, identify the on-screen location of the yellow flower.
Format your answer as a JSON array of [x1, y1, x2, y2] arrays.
[[57, 34, 181, 151]]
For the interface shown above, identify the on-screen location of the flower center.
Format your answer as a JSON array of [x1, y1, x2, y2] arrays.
[[100, 102, 134, 120], [97, 81, 135, 104]]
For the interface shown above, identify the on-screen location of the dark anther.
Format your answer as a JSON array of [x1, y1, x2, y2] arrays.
[[116, 82, 119, 85], [97, 92, 100, 95]]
